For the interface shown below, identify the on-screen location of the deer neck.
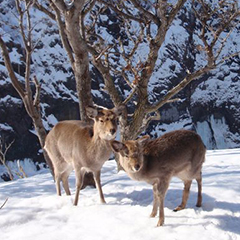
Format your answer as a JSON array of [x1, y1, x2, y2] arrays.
[[92, 127, 105, 144], [89, 128, 111, 155]]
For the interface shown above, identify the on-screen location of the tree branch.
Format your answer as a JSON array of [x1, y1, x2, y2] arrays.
[[0, 138, 15, 181], [34, 0, 56, 20], [167, 0, 187, 24], [148, 66, 214, 113], [1, 0, 55, 178], [0, 36, 25, 99], [33, 75, 41, 112], [88, 45, 123, 106], [216, 51, 240, 66], [51, 0, 67, 12], [98, 0, 145, 24], [122, 87, 137, 105], [136, 111, 161, 136], [130, 0, 160, 25], [49, 1, 74, 66]]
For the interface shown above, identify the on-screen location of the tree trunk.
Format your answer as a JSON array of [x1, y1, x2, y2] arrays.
[[64, 8, 95, 188], [65, 9, 93, 121], [31, 113, 54, 178]]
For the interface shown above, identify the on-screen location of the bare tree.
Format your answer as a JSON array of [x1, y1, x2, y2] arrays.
[[0, 0, 96, 186], [33, 0, 101, 186], [3, 0, 239, 173], [0, 137, 14, 181], [31, 0, 240, 171], [87, 0, 240, 141], [0, 0, 54, 177], [35, 0, 240, 142], [0, 137, 28, 180], [34, 0, 94, 122]]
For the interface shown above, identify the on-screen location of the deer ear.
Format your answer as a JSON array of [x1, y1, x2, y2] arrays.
[[137, 135, 150, 145], [111, 140, 124, 153], [86, 106, 98, 119], [112, 105, 125, 116], [111, 140, 128, 156]]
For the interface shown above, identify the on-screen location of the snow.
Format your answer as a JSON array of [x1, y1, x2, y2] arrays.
[[195, 115, 240, 149], [43, 114, 58, 131], [1, 149, 240, 240], [0, 159, 45, 182], [0, 123, 13, 132], [0, 95, 22, 105], [191, 76, 240, 107], [152, 114, 240, 149]]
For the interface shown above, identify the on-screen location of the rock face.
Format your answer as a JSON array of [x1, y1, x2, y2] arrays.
[[0, 2, 240, 163]]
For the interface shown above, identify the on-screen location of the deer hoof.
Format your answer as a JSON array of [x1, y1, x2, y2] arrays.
[[156, 219, 164, 227], [173, 206, 184, 212], [150, 212, 157, 218]]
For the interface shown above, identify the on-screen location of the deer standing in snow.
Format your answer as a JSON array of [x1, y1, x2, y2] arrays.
[[44, 106, 123, 206], [111, 129, 206, 226]]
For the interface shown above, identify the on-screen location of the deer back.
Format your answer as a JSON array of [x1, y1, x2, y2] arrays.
[[144, 130, 205, 179], [111, 130, 206, 183]]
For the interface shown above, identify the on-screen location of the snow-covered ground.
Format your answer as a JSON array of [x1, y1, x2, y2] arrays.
[[0, 149, 240, 240]]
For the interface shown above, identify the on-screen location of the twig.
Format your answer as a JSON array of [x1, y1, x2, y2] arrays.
[[166, 98, 181, 104], [0, 138, 15, 181], [136, 111, 161, 136], [17, 160, 28, 178], [0, 198, 8, 209], [33, 75, 41, 112], [95, 44, 114, 61], [122, 86, 138, 105]]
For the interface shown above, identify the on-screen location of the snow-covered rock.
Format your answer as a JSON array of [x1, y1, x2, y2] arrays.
[[0, 1, 239, 163]]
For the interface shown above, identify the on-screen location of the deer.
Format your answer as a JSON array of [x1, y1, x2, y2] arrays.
[[44, 105, 123, 206], [111, 129, 206, 227]]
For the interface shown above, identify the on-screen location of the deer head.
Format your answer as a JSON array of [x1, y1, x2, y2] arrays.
[[86, 105, 124, 141], [111, 135, 150, 172]]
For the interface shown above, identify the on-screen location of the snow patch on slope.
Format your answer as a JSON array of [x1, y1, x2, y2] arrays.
[[0, 149, 240, 239]]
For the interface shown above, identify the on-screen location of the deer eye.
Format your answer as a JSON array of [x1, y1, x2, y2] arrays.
[[123, 152, 129, 158], [100, 119, 104, 123]]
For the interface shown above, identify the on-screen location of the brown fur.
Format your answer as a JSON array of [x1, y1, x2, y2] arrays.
[[44, 106, 123, 206], [111, 130, 206, 227]]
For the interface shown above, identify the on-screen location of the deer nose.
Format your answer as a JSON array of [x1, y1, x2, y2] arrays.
[[134, 164, 141, 171], [110, 128, 116, 135]]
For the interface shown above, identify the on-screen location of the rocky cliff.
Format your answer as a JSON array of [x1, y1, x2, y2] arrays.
[[0, 1, 239, 164]]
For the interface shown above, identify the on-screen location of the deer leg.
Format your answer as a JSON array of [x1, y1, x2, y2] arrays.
[[74, 168, 85, 206], [93, 170, 106, 204], [174, 180, 192, 212], [55, 173, 61, 196], [156, 179, 170, 227], [196, 172, 202, 207], [150, 183, 159, 218], [62, 172, 71, 196]]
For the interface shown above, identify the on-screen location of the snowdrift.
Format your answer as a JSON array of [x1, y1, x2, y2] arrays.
[[0, 149, 240, 240]]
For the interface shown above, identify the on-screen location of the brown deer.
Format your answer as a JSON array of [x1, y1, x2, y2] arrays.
[[44, 105, 123, 206], [111, 130, 206, 227]]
